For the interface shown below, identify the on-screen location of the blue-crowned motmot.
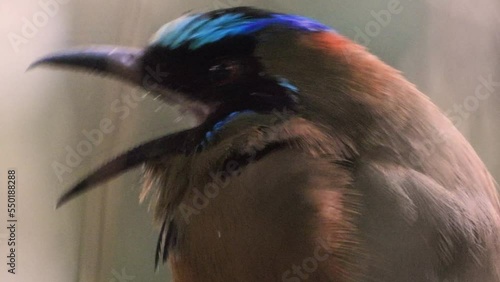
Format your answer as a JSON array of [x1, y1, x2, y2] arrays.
[[31, 7, 500, 281]]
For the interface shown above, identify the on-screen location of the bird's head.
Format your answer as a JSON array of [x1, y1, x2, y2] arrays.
[[32, 7, 339, 122], [32, 7, 392, 207]]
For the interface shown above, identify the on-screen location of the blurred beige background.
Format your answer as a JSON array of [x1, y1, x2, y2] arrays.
[[1, 0, 499, 281]]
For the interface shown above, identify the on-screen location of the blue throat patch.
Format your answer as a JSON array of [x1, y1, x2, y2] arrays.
[[198, 110, 255, 149], [151, 13, 332, 50], [276, 77, 299, 93]]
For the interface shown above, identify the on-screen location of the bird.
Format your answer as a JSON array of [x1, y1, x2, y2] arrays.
[[31, 6, 500, 282]]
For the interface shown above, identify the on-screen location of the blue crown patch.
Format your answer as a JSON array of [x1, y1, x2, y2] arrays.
[[151, 12, 332, 50]]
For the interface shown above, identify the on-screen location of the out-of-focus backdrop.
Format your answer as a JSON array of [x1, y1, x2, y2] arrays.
[[1, 0, 499, 281]]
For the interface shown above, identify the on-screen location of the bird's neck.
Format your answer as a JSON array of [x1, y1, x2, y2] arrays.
[[141, 113, 355, 219]]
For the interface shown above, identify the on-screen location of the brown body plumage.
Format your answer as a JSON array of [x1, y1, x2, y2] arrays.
[[142, 32, 500, 281]]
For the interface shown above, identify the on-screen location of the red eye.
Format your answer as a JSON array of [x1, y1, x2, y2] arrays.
[[209, 60, 242, 85]]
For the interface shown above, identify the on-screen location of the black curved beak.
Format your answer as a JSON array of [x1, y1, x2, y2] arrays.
[[30, 46, 202, 208], [55, 127, 201, 208], [29, 46, 144, 85]]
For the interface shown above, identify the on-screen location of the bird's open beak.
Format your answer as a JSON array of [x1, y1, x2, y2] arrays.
[[30, 46, 203, 208]]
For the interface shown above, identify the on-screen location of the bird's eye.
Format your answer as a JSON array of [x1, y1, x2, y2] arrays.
[[209, 60, 242, 85]]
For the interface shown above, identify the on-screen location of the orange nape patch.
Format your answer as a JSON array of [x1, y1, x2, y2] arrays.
[[299, 31, 365, 55]]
